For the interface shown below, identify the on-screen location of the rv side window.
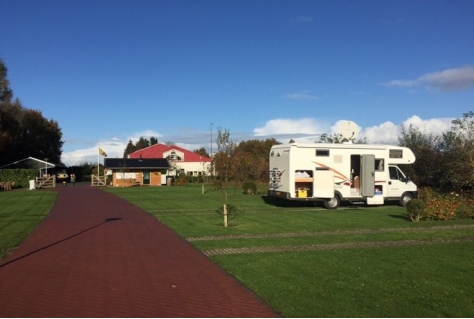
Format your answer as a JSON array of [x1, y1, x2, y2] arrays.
[[316, 149, 330, 156], [375, 159, 384, 171], [389, 149, 403, 158]]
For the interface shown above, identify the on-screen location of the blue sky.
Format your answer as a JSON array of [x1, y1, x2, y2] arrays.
[[2, 0, 474, 166]]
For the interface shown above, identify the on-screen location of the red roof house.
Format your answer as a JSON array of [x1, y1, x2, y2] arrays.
[[128, 144, 212, 176]]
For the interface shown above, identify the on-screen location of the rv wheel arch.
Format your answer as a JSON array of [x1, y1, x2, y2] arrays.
[[323, 193, 341, 210], [399, 192, 414, 207]]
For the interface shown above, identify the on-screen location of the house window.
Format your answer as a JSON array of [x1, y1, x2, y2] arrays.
[[166, 150, 182, 161]]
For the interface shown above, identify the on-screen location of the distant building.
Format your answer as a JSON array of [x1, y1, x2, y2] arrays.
[[0, 156, 67, 178], [128, 144, 212, 176], [104, 158, 170, 187]]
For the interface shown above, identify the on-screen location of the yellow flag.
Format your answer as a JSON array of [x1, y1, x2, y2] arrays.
[[99, 148, 107, 157]]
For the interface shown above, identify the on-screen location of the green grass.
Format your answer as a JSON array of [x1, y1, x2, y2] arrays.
[[214, 243, 474, 317], [2, 185, 474, 317], [0, 189, 57, 260], [105, 185, 474, 317]]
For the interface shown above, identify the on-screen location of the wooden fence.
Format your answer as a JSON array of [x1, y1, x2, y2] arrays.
[[91, 174, 106, 187], [36, 175, 56, 189]]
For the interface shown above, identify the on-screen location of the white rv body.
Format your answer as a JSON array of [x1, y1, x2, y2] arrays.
[[268, 143, 418, 209]]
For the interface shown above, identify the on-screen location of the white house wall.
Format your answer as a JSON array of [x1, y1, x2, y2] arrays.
[[169, 161, 211, 176]]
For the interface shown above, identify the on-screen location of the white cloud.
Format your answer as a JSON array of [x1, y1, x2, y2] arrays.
[[61, 116, 456, 166], [61, 131, 161, 166], [382, 66, 474, 92], [256, 116, 454, 146], [401, 115, 453, 136], [253, 118, 328, 136], [359, 116, 453, 144], [128, 130, 162, 143], [360, 121, 400, 144]]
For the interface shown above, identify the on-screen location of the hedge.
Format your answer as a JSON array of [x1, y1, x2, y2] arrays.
[[0, 169, 38, 189]]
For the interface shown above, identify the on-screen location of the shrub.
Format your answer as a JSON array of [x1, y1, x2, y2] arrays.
[[408, 188, 467, 222], [457, 199, 474, 219], [406, 199, 425, 222], [0, 169, 37, 189], [173, 175, 188, 186], [242, 181, 257, 195], [418, 187, 436, 201]]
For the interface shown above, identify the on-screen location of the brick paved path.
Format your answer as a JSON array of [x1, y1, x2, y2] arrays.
[[0, 186, 278, 317]]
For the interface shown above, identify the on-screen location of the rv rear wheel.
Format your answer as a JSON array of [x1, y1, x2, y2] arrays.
[[324, 195, 340, 209], [399, 192, 413, 207]]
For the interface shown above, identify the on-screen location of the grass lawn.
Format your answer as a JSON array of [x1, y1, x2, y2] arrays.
[[0, 189, 57, 260], [105, 185, 474, 318], [2, 185, 473, 317]]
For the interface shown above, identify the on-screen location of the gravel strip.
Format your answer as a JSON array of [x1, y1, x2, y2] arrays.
[[203, 237, 474, 256]]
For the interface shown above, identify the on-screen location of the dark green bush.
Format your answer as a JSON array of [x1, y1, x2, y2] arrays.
[[457, 199, 474, 219], [406, 199, 425, 222], [242, 181, 257, 195], [173, 174, 188, 186], [0, 169, 37, 189]]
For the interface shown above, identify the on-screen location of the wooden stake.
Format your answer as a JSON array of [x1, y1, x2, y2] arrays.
[[223, 203, 228, 227]]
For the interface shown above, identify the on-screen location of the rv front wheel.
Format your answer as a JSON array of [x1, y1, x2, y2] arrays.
[[324, 195, 340, 209], [399, 192, 413, 207]]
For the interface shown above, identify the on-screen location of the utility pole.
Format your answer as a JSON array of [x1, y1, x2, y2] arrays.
[[210, 123, 213, 177], [210, 122, 213, 157]]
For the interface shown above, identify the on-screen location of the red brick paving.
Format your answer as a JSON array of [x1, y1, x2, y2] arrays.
[[0, 186, 278, 317]]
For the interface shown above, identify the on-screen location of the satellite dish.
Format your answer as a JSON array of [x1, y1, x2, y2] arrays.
[[337, 120, 360, 141]]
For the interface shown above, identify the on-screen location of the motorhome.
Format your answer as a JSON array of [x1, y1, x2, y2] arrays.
[[268, 142, 418, 209]]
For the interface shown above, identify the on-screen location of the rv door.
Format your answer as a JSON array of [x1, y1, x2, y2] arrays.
[[387, 165, 408, 198], [361, 154, 375, 197]]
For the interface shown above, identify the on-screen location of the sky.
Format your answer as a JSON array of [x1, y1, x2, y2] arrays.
[[2, 0, 474, 166]]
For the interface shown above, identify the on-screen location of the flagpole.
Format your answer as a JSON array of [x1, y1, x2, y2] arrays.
[[98, 148, 100, 177]]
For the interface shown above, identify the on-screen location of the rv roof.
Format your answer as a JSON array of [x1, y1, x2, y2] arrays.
[[280, 143, 406, 149]]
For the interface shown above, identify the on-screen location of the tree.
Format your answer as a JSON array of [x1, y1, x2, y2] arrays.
[[0, 60, 16, 154], [232, 138, 280, 185], [122, 136, 159, 158], [214, 127, 236, 198], [18, 109, 63, 163], [123, 140, 137, 158], [318, 133, 367, 144], [135, 137, 150, 150], [150, 137, 158, 145], [398, 123, 441, 187], [438, 111, 474, 190], [213, 127, 237, 227], [0, 60, 63, 166], [0, 59, 13, 104], [194, 147, 209, 158], [397, 111, 474, 191]]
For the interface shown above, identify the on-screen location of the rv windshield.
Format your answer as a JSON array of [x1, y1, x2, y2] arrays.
[[389, 166, 408, 183]]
